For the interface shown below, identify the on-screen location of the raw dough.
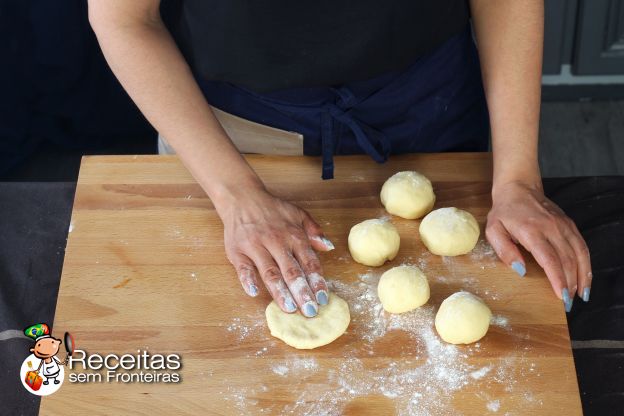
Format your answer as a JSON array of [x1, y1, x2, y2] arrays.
[[419, 207, 480, 256], [380, 171, 435, 219], [348, 219, 400, 266], [435, 291, 492, 344], [378, 265, 430, 313], [265, 293, 350, 349]]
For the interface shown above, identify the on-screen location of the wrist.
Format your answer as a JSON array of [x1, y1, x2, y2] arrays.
[[208, 175, 267, 216], [492, 161, 542, 199], [491, 155, 542, 199], [492, 176, 543, 201]]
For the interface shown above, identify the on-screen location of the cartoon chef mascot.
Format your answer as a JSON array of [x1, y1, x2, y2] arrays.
[[24, 323, 67, 385]]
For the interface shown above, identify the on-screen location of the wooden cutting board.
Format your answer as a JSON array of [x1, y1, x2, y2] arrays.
[[41, 154, 582, 416]]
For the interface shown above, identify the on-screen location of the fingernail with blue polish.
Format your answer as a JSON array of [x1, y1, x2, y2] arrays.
[[303, 301, 318, 318], [582, 287, 591, 303], [316, 290, 329, 305], [511, 261, 526, 277], [562, 288, 573, 313], [321, 237, 335, 250], [285, 299, 297, 313], [248, 284, 258, 297]]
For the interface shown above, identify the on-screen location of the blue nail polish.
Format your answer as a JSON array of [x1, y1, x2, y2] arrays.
[[285, 299, 297, 313], [303, 302, 318, 317], [582, 287, 590, 303], [562, 288, 573, 313], [322, 237, 335, 250], [316, 290, 329, 305], [248, 284, 258, 297], [511, 261, 526, 277]]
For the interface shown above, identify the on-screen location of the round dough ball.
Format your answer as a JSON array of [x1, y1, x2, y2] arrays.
[[348, 219, 400, 266], [419, 207, 480, 256], [265, 293, 350, 349], [435, 291, 492, 344], [378, 265, 430, 313], [380, 171, 436, 219]]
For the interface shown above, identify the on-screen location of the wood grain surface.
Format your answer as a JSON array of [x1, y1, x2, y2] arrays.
[[40, 154, 582, 416]]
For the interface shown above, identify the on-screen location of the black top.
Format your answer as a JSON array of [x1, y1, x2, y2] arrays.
[[165, 0, 470, 92]]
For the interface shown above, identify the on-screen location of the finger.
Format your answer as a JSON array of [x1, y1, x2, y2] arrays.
[[564, 220, 593, 302], [228, 252, 260, 297], [249, 248, 297, 313], [303, 212, 334, 251], [546, 231, 578, 295], [270, 246, 318, 317], [543, 201, 581, 294], [293, 243, 329, 305], [485, 220, 527, 277], [517, 232, 572, 311]]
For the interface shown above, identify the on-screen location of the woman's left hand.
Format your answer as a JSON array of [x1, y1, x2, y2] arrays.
[[485, 180, 592, 312]]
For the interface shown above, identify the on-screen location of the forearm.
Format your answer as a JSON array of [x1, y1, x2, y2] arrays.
[[469, 0, 544, 195], [88, 1, 264, 213]]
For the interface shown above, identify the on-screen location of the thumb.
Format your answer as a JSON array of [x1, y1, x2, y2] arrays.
[[303, 213, 334, 251], [486, 220, 526, 277]]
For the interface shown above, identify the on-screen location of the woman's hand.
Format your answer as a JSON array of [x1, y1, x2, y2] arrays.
[[486, 180, 592, 312], [217, 186, 334, 317]]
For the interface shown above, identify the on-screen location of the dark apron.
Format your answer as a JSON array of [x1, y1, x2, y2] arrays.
[[197, 25, 489, 179]]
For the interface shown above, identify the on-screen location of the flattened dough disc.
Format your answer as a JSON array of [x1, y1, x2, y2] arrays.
[[265, 294, 350, 349]]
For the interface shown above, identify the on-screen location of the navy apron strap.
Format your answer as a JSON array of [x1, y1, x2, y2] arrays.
[[327, 103, 390, 165], [321, 101, 391, 179], [217, 85, 392, 180], [320, 111, 334, 180], [329, 86, 392, 168]]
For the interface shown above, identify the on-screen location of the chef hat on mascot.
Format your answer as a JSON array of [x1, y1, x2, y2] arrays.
[[24, 323, 52, 341]]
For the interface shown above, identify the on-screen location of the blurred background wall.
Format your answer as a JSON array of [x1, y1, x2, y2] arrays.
[[540, 0, 624, 176]]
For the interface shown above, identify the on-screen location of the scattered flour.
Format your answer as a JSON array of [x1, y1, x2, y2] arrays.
[[491, 315, 510, 328], [416, 251, 432, 271], [167, 227, 183, 239], [272, 365, 289, 376], [437, 242, 505, 301], [470, 365, 492, 380], [272, 356, 320, 373], [487, 399, 501, 412], [254, 346, 269, 356], [219, 267, 540, 416], [470, 240, 498, 265], [225, 317, 265, 342]]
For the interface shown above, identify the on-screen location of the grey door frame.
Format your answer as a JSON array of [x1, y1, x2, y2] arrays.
[[574, 0, 624, 74]]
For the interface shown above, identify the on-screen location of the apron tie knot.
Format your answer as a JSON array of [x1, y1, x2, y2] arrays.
[[318, 87, 391, 179]]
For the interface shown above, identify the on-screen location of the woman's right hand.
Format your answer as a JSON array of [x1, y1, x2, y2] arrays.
[[87, 0, 332, 316], [217, 186, 334, 317]]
